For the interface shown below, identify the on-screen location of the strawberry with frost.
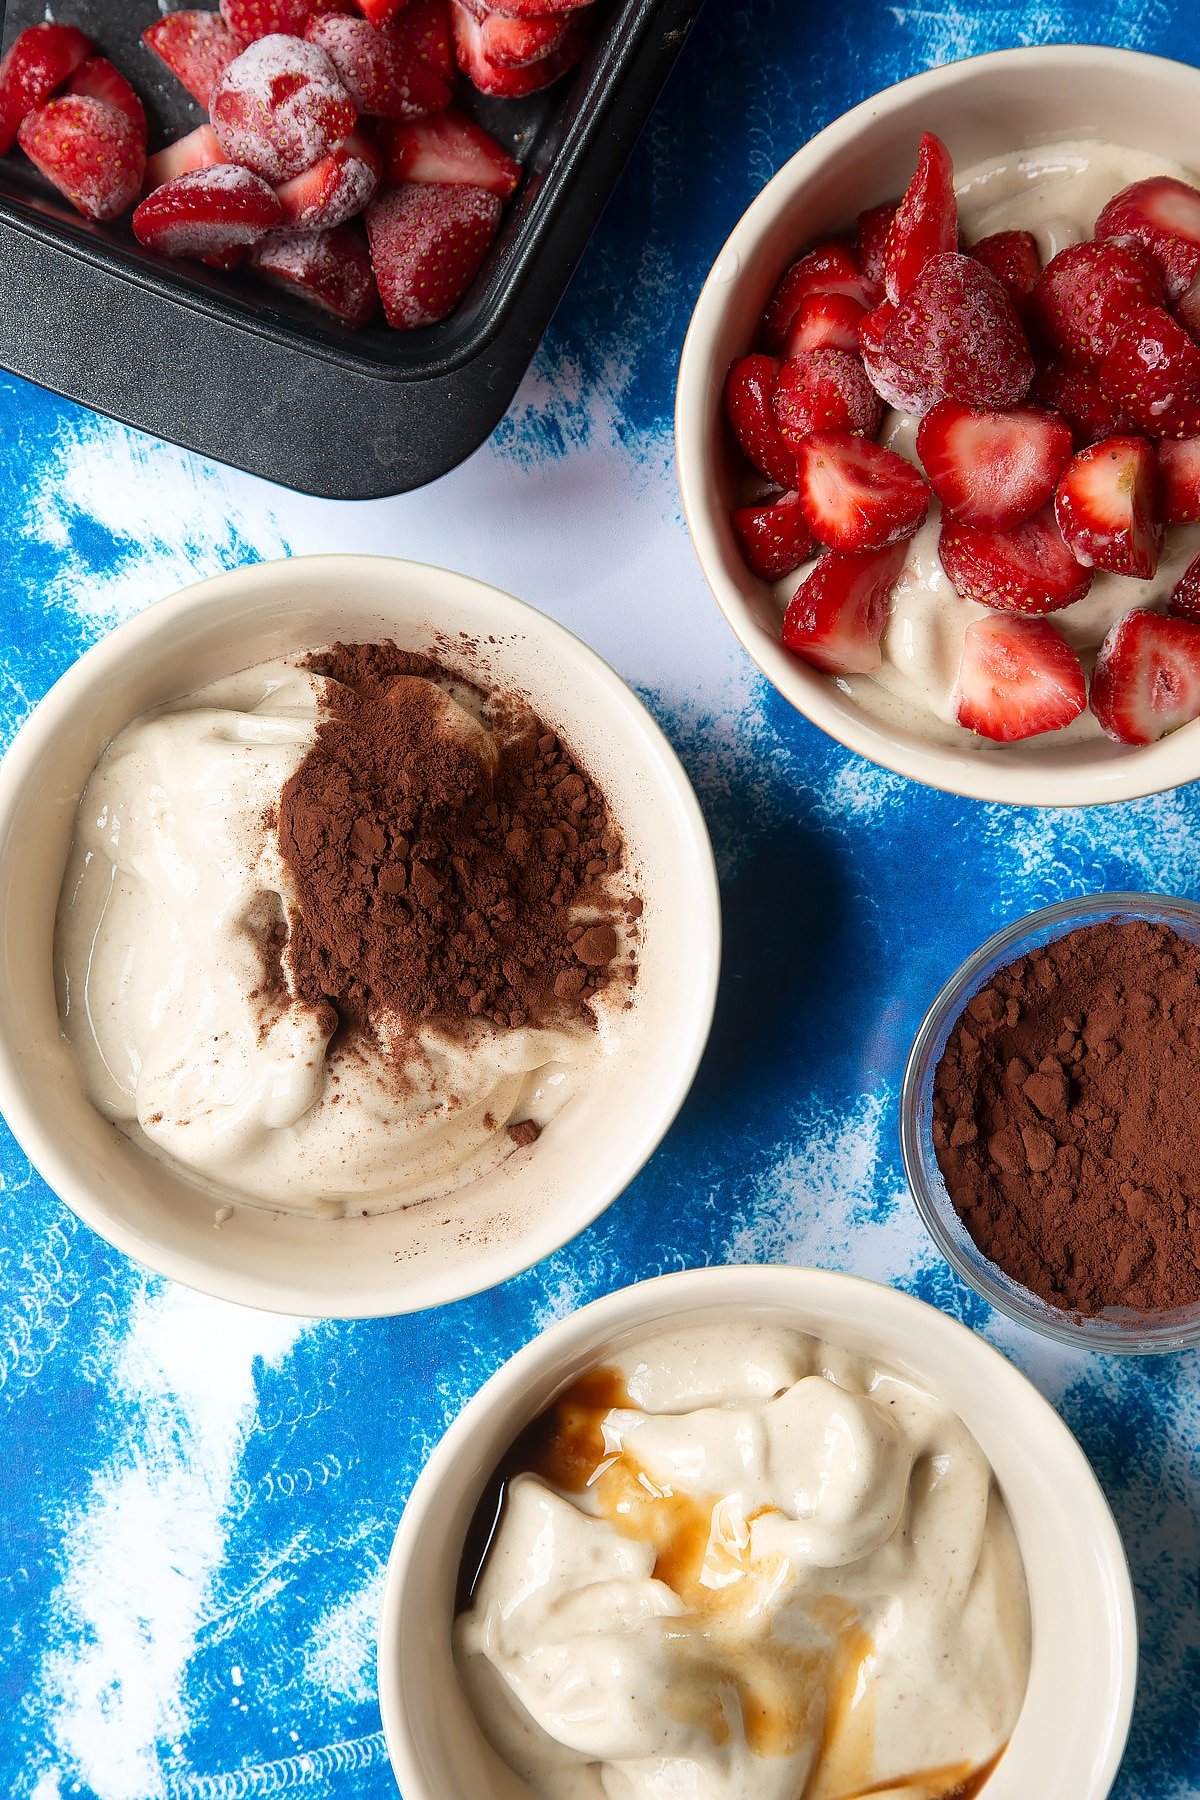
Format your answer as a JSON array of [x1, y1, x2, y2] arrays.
[[144, 125, 226, 193], [0, 23, 92, 155], [771, 350, 881, 447], [304, 14, 451, 116], [366, 180, 502, 328], [954, 615, 1086, 742], [209, 34, 357, 185], [275, 127, 380, 229], [142, 12, 243, 106], [67, 58, 146, 137], [19, 94, 144, 221], [251, 225, 378, 327], [916, 401, 1072, 528], [380, 109, 520, 198], [859, 252, 1034, 415], [133, 163, 283, 259]]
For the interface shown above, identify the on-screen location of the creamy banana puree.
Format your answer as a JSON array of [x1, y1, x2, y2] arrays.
[[54, 660, 615, 1216], [455, 1325, 1031, 1800], [781, 141, 1200, 747]]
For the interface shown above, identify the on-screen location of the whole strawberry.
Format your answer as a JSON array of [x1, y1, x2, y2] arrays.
[[859, 252, 1034, 416]]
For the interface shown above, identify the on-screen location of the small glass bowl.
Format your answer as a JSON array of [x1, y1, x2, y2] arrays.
[[900, 892, 1200, 1355]]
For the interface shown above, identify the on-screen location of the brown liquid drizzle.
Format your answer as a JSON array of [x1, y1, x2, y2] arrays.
[[457, 1371, 1009, 1798]]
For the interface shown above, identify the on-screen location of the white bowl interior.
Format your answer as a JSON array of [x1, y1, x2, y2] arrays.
[[676, 46, 1200, 805], [0, 556, 719, 1317], [379, 1267, 1137, 1800]]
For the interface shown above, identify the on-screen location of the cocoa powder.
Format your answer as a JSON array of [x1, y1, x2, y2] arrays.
[[932, 917, 1200, 1316], [276, 642, 634, 1054]]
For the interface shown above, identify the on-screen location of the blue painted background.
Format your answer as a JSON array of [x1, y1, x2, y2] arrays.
[[1, 2, 1199, 1796]]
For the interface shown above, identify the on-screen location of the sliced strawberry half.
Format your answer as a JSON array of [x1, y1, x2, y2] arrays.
[[939, 505, 1092, 614], [379, 107, 519, 198], [305, 14, 451, 116], [210, 35, 357, 184], [954, 614, 1086, 742], [1099, 304, 1200, 438], [220, 0, 353, 39], [1091, 608, 1200, 743], [144, 124, 226, 194], [1170, 553, 1200, 623], [859, 252, 1034, 415], [1054, 437, 1162, 580], [731, 491, 816, 581], [1157, 438, 1200, 524], [762, 242, 877, 350], [782, 290, 867, 357], [883, 130, 958, 304], [1031, 239, 1162, 369], [1029, 360, 1134, 447], [460, 0, 595, 15], [66, 58, 146, 138], [1095, 176, 1200, 301], [251, 224, 379, 326], [275, 126, 380, 228], [781, 542, 908, 676], [771, 349, 882, 448], [916, 400, 1072, 529], [796, 430, 930, 552], [133, 164, 283, 259], [18, 95, 144, 222], [968, 230, 1041, 310], [724, 354, 795, 488], [365, 179, 501, 328], [856, 203, 897, 288], [456, 0, 573, 66], [450, 2, 588, 96], [142, 12, 243, 107], [386, 0, 455, 80], [357, 0, 409, 23], [0, 23, 93, 156]]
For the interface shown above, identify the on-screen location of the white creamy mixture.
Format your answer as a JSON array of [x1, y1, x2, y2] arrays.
[[455, 1325, 1031, 1800], [778, 140, 1200, 747], [55, 659, 622, 1217]]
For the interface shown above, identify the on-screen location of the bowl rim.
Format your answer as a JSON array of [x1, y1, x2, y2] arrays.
[[0, 553, 722, 1317], [675, 42, 1200, 808], [900, 890, 1200, 1351], [377, 1262, 1139, 1800]]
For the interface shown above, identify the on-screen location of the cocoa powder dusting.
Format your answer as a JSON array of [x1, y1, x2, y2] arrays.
[[276, 643, 632, 1056], [933, 918, 1200, 1316]]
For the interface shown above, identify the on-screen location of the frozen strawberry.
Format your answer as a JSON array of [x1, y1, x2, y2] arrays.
[[251, 223, 378, 325], [18, 95, 144, 222], [939, 506, 1092, 614], [459, 0, 594, 14], [1091, 608, 1200, 742], [220, 0, 352, 39], [305, 14, 451, 116], [883, 130, 958, 304], [1099, 305, 1200, 438], [366, 179, 501, 327], [796, 430, 930, 552], [456, 0, 573, 67], [763, 243, 877, 351], [781, 542, 908, 675], [200, 244, 247, 271], [1054, 437, 1162, 580], [1157, 438, 1200, 524], [210, 35, 357, 184], [0, 23, 92, 156], [968, 230, 1041, 309], [724, 354, 796, 488], [144, 124, 226, 193], [66, 58, 146, 138], [133, 164, 283, 258], [275, 126, 380, 226], [379, 108, 519, 198], [1095, 176, 1200, 301], [731, 490, 815, 581], [859, 253, 1034, 415], [387, 0, 455, 80], [1031, 240, 1162, 369], [1029, 360, 1133, 446], [771, 349, 882, 448], [450, 2, 588, 96], [1176, 271, 1200, 339], [856, 203, 896, 288], [916, 400, 1073, 528], [142, 12, 243, 107], [1169, 552, 1200, 622], [782, 290, 867, 357], [954, 614, 1086, 742]]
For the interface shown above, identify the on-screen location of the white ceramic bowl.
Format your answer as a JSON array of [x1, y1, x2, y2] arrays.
[[378, 1265, 1138, 1800], [0, 555, 720, 1318], [676, 45, 1200, 806]]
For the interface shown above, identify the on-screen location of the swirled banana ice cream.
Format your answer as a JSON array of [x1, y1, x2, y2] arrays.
[[455, 1324, 1030, 1800]]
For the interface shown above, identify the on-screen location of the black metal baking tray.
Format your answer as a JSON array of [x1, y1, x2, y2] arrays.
[[0, 0, 701, 497]]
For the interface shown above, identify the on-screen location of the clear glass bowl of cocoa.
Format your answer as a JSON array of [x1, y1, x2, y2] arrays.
[[901, 893, 1200, 1353]]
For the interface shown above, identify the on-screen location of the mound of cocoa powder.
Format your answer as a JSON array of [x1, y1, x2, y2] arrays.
[[275, 642, 637, 1054], [932, 917, 1200, 1316]]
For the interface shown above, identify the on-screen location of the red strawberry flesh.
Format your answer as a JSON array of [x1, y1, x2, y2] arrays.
[[210, 35, 357, 184], [1054, 436, 1163, 580], [142, 12, 243, 107], [1095, 176, 1200, 301], [860, 252, 1034, 416], [275, 127, 380, 228], [781, 543, 908, 675], [916, 400, 1072, 528], [782, 291, 867, 358], [954, 613, 1086, 741], [365, 179, 501, 328], [18, 94, 144, 222], [883, 130, 958, 304], [763, 243, 873, 350], [796, 429, 930, 552], [67, 57, 146, 138], [251, 224, 379, 326], [0, 23, 93, 156], [731, 491, 816, 581], [1091, 608, 1200, 743], [379, 107, 520, 198], [144, 125, 226, 194], [772, 349, 882, 447], [1157, 438, 1200, 524], [939, 505, 1092, 614], [1031, 239, 1162, 369], [304, 14, 452, 117], [133, 163, 283, 258], [1169, 553, 1200, 623]]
